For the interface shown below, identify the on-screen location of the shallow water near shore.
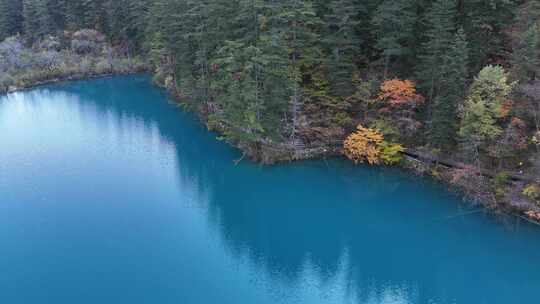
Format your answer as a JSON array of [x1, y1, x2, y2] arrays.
[[1, 75, 539, 304]]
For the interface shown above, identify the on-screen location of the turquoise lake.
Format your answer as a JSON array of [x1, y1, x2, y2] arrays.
[[1, 75, 540, 304]]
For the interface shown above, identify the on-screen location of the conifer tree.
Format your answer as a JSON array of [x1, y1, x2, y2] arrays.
[[371, 0, 417, 78], [512, 24, 540, 82], [431, 28, 469, 148], [276, 0, 321, 139], [22, 0, 42, 42], [65, 0, 85, 30], [461, 0, 518, 71], [323, 0, 363, 97], [0, 0, 23, 40], [511, 0, 540, 82], [415, 0, 457, 100]]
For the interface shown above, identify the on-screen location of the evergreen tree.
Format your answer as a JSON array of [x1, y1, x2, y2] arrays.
[[415, 0, 457, 100], [65, 0, 85, 30], [512, 23, 540, 82], [106, 0, 149, 50], [323, 0, 363, 97], [371, 0, 417, 78], [83, 0, 107, 32], [511, 0, 540, 82], [44, 0, 66, 34], [460, 0, 518, 71], [431, 28, 469, 148], [22, 0, 42, 42], [276, 0, 321, 139], [0, 0, 23, 40]]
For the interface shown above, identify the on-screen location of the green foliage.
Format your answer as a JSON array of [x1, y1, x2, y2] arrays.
[[322, 0, 363, 97], [1, 0, 534, 164], [469, 65, 515, 116], [0, 0, 23, 40], [523, 183, 540, 202], [415, 0, 457, 96], [371, 0, 417, 75], [511, 22, 540, 82], [461, 0, 518, 71], [379, 141, 405, 165], [430, 28, 469, 148], [459, 93, 503, 150], [459, 65, 515, 154], [492, 172, 510, 200], [369, 119, 400, 142]]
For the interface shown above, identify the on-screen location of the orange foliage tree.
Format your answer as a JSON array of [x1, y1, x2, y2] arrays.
[[378, 79, 425, 107], [376, 79, 425, 139], [344, 125, 404, 165], [344, 125, 383, 164]]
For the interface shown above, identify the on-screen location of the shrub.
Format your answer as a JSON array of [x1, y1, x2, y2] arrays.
[[77, 57, 93, 75], [523, 183, 540, 203], [344, 125, 384, 164], [71, 29, 105, 55], [95, 58, 112, 74], [493, 172, 510, 200], [369, 119, 400, 142], [343, 124, 404, 165], [379, 141, 405, 165], [35, 36, 61, 52]]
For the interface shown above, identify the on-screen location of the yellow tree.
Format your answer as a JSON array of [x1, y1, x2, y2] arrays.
[[344, 125, 404, 165]]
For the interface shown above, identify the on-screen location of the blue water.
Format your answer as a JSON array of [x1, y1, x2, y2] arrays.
[[1, 76, 539, 304]]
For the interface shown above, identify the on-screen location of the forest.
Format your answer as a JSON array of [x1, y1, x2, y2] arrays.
[[1, 0, 540, 214]]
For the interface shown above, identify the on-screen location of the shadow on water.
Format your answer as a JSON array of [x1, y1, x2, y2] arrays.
[[2, 75, 540, 304]]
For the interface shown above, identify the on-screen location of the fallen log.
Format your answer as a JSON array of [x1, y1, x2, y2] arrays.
[[403, 149, 536, 183]]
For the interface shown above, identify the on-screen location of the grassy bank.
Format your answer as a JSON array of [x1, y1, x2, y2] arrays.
[[0, 30, 147, 94]]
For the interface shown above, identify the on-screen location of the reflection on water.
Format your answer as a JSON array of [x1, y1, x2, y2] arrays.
[[1, 76, 539, 304]]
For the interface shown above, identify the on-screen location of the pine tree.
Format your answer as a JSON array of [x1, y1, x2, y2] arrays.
[[371, 0, 417, 78], [431, 28, 469, 148], [275, 0, 321, 139], [22, 0, 42, 42], [107, 0, 149, 50], [512, 23, 540, 82], [83, 0, 107, 32], [323, 0, 363, 97], [43, 0, 66, 35], [415, 0, 457, 100], [0, 0, 23, 40], [65, 0, 85, 30], [511, 0, 540, 82], [461, 0, 518, 71]]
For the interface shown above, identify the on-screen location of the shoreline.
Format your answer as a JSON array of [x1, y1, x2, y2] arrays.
[[1, 70, 149, 95], [5, 73, 540, 227]]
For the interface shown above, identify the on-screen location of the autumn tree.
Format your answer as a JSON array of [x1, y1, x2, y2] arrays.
[[344, 124, 404, 165], [377, 79, 425, 141]]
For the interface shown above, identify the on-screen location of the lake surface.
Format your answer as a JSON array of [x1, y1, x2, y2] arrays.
[[1, 75, 540, 304]]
